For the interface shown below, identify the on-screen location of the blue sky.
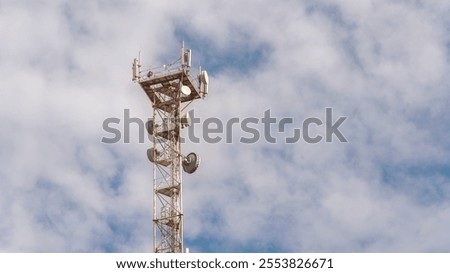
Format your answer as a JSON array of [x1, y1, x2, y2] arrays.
[[0, 0, 450, 252]]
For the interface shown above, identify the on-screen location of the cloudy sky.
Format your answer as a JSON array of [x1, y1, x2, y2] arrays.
[[1, 0, 450, 252]]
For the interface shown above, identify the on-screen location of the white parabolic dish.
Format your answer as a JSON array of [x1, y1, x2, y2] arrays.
[[180, 85, 191, 96]]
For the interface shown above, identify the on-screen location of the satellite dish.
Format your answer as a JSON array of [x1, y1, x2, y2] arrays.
[[145, 120, 154, 135], [147, 148, 158, 163], [180, 112, 191, 128], [180, 85, 191, 96], [183, 152, 200, 174], [147, 148, 171, 166]]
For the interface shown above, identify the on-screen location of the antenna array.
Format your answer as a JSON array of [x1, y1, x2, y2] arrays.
[[133, 44, 209, 253]]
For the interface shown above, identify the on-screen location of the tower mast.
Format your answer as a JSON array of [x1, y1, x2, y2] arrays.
[[133, 44, 209, 252]]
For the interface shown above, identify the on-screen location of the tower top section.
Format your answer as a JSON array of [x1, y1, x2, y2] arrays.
[[132, 44, 209, 104]]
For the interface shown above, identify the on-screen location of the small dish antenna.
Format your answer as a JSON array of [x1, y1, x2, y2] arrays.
[[147, 148, 171, 166], [146, 120, 154, 135], [180, 85, 191, 96], [182, 152, 200, 174], [147, 148, 158, 163]]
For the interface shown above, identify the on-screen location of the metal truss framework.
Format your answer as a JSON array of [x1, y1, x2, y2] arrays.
[[134, 46, 207, 253]]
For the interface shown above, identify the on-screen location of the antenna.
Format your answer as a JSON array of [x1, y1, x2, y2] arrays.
[[133, 43, 209, 253], [180, 85, 192, 96]]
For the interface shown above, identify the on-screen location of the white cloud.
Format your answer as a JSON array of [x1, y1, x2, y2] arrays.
[[0, 0, 449, 252]]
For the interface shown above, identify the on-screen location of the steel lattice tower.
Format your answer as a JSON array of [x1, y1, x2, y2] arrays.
[[132, 45, 208, 253]]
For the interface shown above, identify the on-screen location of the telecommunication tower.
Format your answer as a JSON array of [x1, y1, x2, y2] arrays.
[[132, 44, 209, 253]]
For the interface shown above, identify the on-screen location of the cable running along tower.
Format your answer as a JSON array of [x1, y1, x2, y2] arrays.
[[132, 45, 209, 253]]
